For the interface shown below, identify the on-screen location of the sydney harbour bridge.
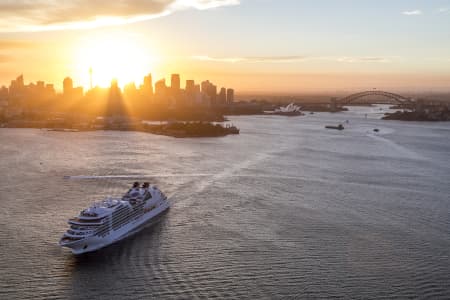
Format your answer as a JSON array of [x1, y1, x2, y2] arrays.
[[330, 90, 414, 111]]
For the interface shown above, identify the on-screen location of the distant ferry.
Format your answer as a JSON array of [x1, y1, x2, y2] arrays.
[[59, 182, 170, 254], [325, 124, 344, 130]]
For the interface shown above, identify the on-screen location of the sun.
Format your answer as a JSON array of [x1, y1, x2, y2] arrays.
[[74, 32, 158, 89]]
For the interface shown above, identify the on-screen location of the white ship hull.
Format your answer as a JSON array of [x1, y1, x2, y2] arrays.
[[61, 200, 170, 255]]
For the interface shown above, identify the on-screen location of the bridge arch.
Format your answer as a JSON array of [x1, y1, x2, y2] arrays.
[[338, 90, 412, 105]]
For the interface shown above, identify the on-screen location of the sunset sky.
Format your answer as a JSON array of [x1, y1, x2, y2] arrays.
[[1, 0, 450, 94]]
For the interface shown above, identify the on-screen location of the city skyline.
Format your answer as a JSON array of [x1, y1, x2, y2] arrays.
[[1, 0, 450, 93], [1, 72, 235, 112], [3, 72, 234, 100]]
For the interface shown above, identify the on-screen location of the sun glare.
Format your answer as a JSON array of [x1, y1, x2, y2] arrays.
[[74, 32, 158, 89]]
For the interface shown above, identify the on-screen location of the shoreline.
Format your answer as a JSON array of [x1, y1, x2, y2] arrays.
[[0, 121, 240, 138]]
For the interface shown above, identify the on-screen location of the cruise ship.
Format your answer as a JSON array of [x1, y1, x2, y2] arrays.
[[59, 182, 170, 254]]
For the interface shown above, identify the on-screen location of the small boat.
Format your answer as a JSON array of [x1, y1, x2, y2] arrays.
[[47, 128, 79, 132], [325, 124, 344, 130]]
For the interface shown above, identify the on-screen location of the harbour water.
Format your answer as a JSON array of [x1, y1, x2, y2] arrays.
[[1, 105, 449, 299]]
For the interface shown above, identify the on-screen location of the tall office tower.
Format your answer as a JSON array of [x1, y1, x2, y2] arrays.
[[201, 80, 210, 94], [16, 74, 24, 88], [36, 81, 45, 90], [171, 74, 180, 91], [208, 84, 217, 105], [226, 88, 235, 104], [143, 73, 153, 96], [194, 84, 202, 104], [154, 79, 167, 98], [185, 80, 195, 104], [186, 80, 195, 92], [9, 74, 25, 99], [0, 86, 8, 99], [63, 77, 73, 97], [169, 74, 181, 106], [218, 87, 226, 104], [107, 79, 124, 117], [124, 82, 137, 100]]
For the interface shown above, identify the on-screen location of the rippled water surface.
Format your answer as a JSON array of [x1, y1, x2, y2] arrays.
[[1, 106, 450, 299]]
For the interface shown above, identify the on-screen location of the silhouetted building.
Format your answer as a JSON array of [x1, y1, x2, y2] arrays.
[[201, 80, 210, 94], [72, 87, 83, 99], [226, 88, 234, 104], [62, 77, 83, 99], [155, 79, 167, 99], [107, 79, 125, 116], [36, 81, 45, 90], [200, 80, 220, 105], [218, 88, 226, 104], [185, 80, 195, 105], [186, 80, 195, 93], [9, 74, 25, 99], [0, 86, 8, 99], [142, 73, 153, 97], [124, 82, 138, 100], [171, 74, 180, 91], [16, 74, 24, 88], [63, 77, 73, 97], [45, 84, 55, 97], [0, 86, 7, 112], [208, 84, 217, 105], [193, 84, 202, 105], [169, 74, 181, 106]]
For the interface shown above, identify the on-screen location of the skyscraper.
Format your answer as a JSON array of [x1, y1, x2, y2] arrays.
[[208, 84, 217, 105], [63, 77, 73, 97], [226, 88, 234, 104], [107, 79, 124, 116], [171, 74, 180, 91], [201, 80, 210, 94], [194, 84, 202, 105], [185, 80, 195, 105], [16, 74, 24, 88], [143, 73, 153, 97], [9, 74, 25, 99], [218, 87, 226, 104], [155, 79, 167, 98], [186, 80, 195, 92]]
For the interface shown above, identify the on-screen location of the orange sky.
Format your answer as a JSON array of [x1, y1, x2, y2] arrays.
[[1, 1, 450, 94]]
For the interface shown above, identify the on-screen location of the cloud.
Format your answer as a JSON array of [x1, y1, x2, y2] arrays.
[[0, 40, 34, 49], [437, 7, 449, 14], [192, 55, 391, 64], [335, 57, 390, 63], [0, 0, 240, 32], [402, 10, 423, 16], [192, 55, 310, 63], [174, 0, 239, 10]]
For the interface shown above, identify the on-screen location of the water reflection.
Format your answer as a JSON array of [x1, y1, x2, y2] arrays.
[[65, 215, 168, 299], [1, 108, 450, 298]]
